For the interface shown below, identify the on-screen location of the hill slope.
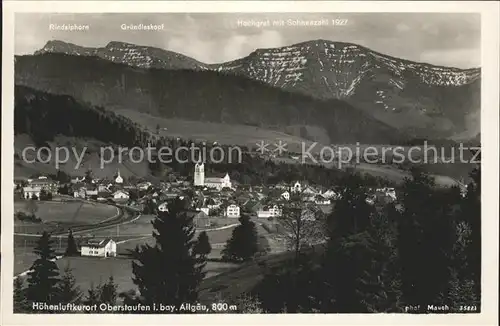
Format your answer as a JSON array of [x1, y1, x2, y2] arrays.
[[14, 85, 155, 179], [15, 53, 406, 145]]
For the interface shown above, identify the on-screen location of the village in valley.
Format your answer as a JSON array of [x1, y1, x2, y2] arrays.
[[13, 156, 400, 294]]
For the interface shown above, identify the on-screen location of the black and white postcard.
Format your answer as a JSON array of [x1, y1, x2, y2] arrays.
[[1, 1, 499, 325]]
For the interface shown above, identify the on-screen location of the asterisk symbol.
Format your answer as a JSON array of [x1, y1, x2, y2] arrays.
[[273, 140, 288, 155], [255, 141, 270, 154]]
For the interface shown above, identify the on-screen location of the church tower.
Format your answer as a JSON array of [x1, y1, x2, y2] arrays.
[[115, 169, 123, 184], [194, 158, 205, 187]]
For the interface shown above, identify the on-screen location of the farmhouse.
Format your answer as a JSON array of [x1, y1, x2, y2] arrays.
[[137, 181, 152, 190], [225, 204, 241, 218], [281, 191, 290, 201], [86, 187, 98, 197], [29, 176, 58, 193], [158, 202, 169, 212], [257, 204, 282, 218], [73, 187, 86, 199], [322, 189, 340, 200], [113, 190, 130, 200], [81, 238, 117, 258], [314, 194, 331, 205], [291, 181, 302, 193], [98, 184, 111, 192], [302, 185, 318, 196], [22, 186, 42, 200]]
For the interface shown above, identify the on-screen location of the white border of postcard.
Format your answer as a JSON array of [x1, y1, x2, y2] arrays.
[[2, 1, 499, 325]]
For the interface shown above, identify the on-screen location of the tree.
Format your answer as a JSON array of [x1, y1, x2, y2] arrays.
[[84, 283, 101, 306], [130, 198, 206, 309], [25, 231, 61, 306], [84, 168, 93, 183], [65, 229, 79, 256], [194, 231, 212, 257], [99, 276, 118, 305], [318, 172, 401, 313], [327, 173, 374, 238], [255, 253, 322, 313], [278, 194, 325, 262], [444, 221, 479, 311], [396, 168, 456, 312], [14, 277, 28, 313], [39, 189, 53, 201], [460, 164, 481, 301], [57, 265, 83, 304], [55, 169, 71, 183], [222, 214, 259, 262]]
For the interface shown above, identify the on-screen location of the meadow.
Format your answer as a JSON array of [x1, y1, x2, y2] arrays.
[[14, 200, 119, 234]]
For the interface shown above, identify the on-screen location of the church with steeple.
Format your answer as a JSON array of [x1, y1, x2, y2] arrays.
[[114, 169, 123, 184], [193, 160, 231, 190]]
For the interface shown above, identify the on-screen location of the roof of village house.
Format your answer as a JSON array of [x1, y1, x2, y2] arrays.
[[113, 189, 129, 196], [205, 172, 229, 179], [23, 186, 42, 192], [83, 238, 114, 248], [261, 203, 280, 210], [30, 178, 57, 185], [204, 178, 225, 184]]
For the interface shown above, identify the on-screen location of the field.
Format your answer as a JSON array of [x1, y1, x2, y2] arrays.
[[14, 200, 119, 234], [51, 256, 239, 295], [14, 213, 242, 276], [101, 215, 241, 254], [15, 227, 242, 295], [115, 110, 322, 154]]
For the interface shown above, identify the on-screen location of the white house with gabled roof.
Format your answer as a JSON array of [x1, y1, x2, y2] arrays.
[[81, 238, 117, 258], [225, 204, 241, 218]]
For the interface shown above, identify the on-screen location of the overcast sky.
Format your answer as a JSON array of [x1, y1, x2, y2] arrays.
[[15, 13, 480, 68]]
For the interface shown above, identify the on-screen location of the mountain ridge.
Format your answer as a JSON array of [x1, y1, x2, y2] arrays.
[[27, 39, 482, 140], [15, 52, 408, 145], [35, 39, 481, 71]]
